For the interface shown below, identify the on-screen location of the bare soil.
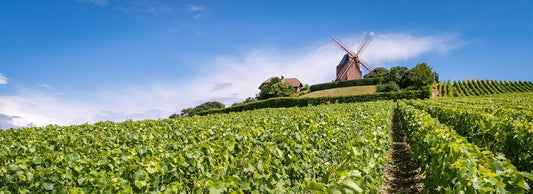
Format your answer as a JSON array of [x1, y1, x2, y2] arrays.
[[381, 111, 425, 193]]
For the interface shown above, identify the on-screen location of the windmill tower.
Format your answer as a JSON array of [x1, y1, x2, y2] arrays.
[[331, 34, 373, 81]]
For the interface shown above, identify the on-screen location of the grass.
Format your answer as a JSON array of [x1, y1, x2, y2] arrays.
[[300, 85, 377, 98]]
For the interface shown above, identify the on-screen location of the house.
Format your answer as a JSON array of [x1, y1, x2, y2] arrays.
[[259, 76, 304, 92]]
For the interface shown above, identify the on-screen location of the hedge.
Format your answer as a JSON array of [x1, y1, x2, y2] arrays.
[[194, 87, 431, 116], [309, 77, 384, 92]]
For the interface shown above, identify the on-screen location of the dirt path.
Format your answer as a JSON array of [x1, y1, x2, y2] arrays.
[[381, 110, 424, 193]]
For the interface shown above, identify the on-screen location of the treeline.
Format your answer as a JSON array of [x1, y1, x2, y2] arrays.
[[194, 88, 430, 116], [435, 80, 533, 97], [310, 63, 435, 93], [169, 101, 225, 118]]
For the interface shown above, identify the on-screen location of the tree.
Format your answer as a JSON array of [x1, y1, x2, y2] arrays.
[[405, 63, 434, 89], [171, 101, 226, 117], [257, 77, 280, 100], [364, 67, 389, 79], [180, 108, 194, 116], [270, 77, 281, 84], [386, 66, 409, 88], [231, 97, 257, 107], [293, 84, 311, 97], [257, 77, 295, 100], [194, 101, 225, 113], [271, 82, 295, 96], [299, 84, 309, 92], [376, 81, 400, 92], [243, 97, 257, 103]]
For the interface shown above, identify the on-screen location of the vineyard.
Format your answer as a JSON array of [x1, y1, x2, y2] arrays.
[[398, 99, 532, 193], [1, 92, 532, 193], [434, 80, 533, 97], [406, 93, 533, 172], [0, 101, 394, 193]]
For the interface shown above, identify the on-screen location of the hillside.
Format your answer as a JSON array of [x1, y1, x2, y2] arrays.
[[433, 80, 533, 97], [196, 80, 533, 116], [1, 92, 532, 193], [300, 85, 377, 98], [1, 79, 533, 193]]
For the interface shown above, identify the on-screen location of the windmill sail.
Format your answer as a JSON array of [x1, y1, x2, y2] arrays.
[[331, 35, 372, 81]]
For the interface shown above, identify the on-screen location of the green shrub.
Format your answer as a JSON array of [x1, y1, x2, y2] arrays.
[[376, 81, 400, 92], [309, 77, 383, 92]]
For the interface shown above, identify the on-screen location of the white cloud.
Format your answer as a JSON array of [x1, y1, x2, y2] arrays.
[[189, 5, 204, 18], [361, 33, 463, 65], [77, 0, 108, 6], [189, 5, 204, 11], [0, 89, 173, 128], [0, 32, 461, 128], [117, 1, 171, 14], [37, 83, 54, 89], [0, 73, 6, 85], [0, 114, 20, 130], [193, 14, 203, 19]]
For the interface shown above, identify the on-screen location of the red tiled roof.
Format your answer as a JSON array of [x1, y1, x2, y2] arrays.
[[259, 77, 303, 89], [282, 78, 302, 87]]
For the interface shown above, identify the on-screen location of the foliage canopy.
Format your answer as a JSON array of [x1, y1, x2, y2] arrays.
[[405, 63, 434, 89], [363, 67, 389, 79], [257, 77, 295, 100], [170, 101, 225, 117]]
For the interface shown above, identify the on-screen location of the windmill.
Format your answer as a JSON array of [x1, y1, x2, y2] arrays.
[[331, 34, 373, 81]]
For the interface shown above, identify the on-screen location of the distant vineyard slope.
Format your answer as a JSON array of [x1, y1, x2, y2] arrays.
[[433, 80, 533, 97]]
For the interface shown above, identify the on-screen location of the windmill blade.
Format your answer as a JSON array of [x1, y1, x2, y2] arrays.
[[331, 36, 356, 58], [355, 34, 372, 56], [358, 59, 372, 72]]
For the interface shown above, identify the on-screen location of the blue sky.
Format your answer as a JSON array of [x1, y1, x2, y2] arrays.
[[1, 0, 532, 128]]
